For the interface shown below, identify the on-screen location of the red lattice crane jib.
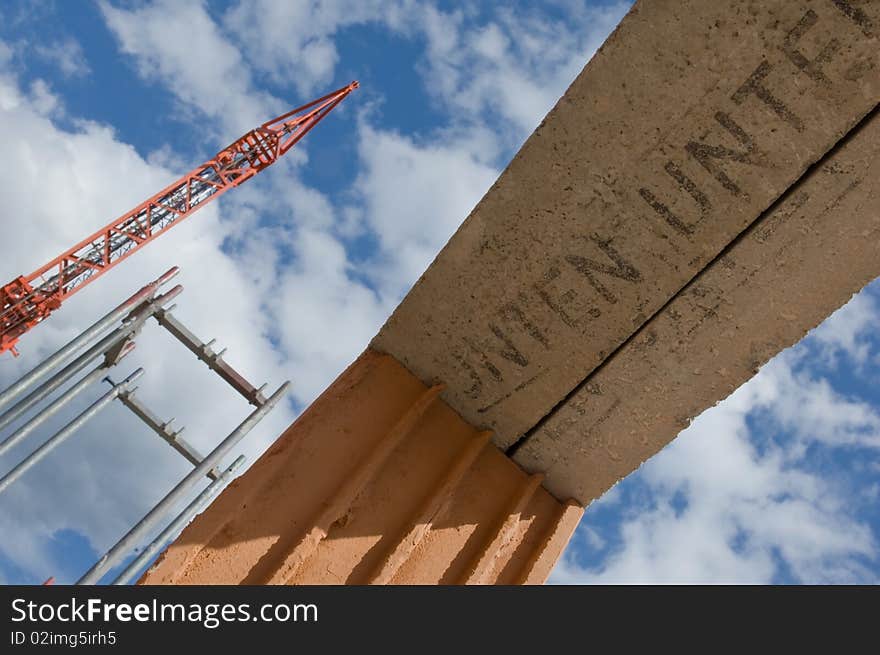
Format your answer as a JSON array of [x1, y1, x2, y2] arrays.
[[0, 82, 359, 356]]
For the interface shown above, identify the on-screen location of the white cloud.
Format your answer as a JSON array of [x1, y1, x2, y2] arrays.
[[809, 290, 879, 367], [99, 0, 282, 137], [406, 2, 631, 141], [31, 38, 91, 78], [351, 123, 500, 297], [222, 0, 393, 95], [25, 78, 61, 116], [269, 227, 392, 403], [747, 355, 880, 451]]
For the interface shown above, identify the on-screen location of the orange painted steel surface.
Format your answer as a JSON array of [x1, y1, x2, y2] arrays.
[[0, 82, 358, 357], [140, 350, 582, 585]]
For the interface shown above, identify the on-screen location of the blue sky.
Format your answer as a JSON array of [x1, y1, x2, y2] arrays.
[[0, 0, 877, 585]]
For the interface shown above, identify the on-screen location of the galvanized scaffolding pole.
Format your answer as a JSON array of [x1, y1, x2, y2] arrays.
[[112, 455, 247, 585], [78, 382, 290, 585], [0, 267, 178, 413], [0, 343, 135, 460], [0, 369, 144, 495], [0, 286, 181, 434], [0, 268, 290, 585]]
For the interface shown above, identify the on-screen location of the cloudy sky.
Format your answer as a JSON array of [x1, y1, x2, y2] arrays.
[[0, 0, 877, 585]]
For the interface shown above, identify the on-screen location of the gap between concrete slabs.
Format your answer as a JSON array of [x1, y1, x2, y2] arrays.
[[513, 103, 880, 503]]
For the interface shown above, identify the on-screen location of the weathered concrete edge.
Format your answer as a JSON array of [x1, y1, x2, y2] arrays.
[[513, 106, 880, 503]]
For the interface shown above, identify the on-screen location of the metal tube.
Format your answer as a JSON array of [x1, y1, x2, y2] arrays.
[[78, 382, 289, 585], [0, 334, 119, 435], [0, 268, 178, 412], [0, 369, 144, 495], [0, 364, 109, 460], [111, 455, 246, 585], [0, 287, 180, 434]]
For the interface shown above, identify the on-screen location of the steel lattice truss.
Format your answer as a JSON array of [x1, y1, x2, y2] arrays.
[[0, 82, 358, 356]]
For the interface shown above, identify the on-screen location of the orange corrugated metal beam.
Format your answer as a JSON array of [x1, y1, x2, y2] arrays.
[[0, 82, 359, 357]]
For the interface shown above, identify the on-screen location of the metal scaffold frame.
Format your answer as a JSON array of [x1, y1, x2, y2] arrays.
[[0, 268, 290, 585]]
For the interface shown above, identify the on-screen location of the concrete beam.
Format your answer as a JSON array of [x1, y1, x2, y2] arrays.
[[514, 107, 880, 504], [372, 0, 879, 451]]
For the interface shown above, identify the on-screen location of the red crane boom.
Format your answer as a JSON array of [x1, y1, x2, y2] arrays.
[[0, 82, 358, 357]]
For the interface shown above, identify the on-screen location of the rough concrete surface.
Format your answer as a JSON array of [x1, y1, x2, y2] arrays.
[[515, 107, 880, 504], [372, 0, 879, 450]]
